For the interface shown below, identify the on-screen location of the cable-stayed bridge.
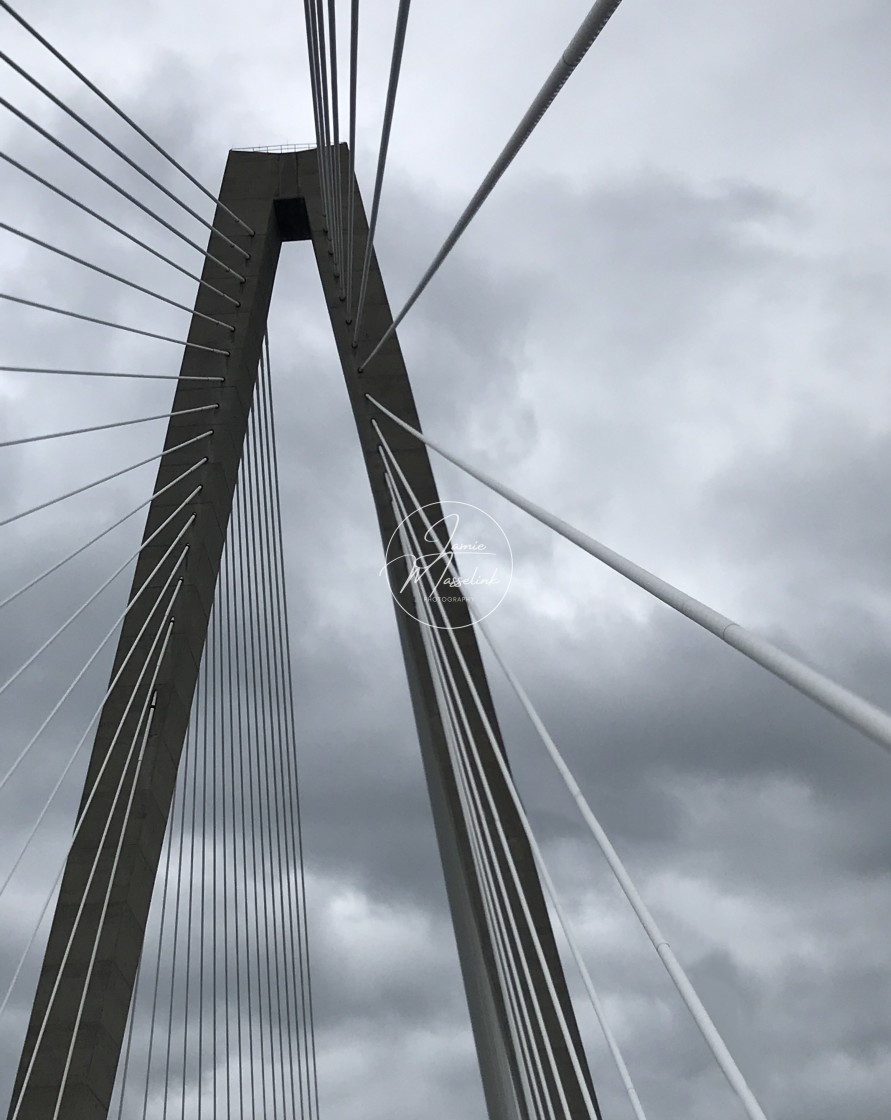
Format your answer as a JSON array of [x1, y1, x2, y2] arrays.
[[0, 2, 889, 1118]]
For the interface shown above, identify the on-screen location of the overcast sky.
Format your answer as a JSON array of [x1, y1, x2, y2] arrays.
[[1, 0, 891, 1118]]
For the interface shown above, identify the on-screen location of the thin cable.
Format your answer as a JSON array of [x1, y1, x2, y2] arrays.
[[0, 459, 204, 613], [50, 645, 171, 1120], [263, 335, 320, 1119], [382, 445, 766, 1120], [0, 428, 211, 529], [0, 404, 218, 450], [344, 0, 359, 321], [314, 0, 339, 266], [0, 151, 242, 307], [359, 0, 625, 368], [0, 365, 223, 380], [10, 607, 175, 1120], [138, 777, 182, 1120], [351, 0, 411, 345], [302, 0, 335, 242], [0, 0, 254, 234], [394, 476, 645, 1117], [0, 51, 251, 261], [413, 569, 551, 1120], [477, 606, 769, 1120], [250, 358, 298, 1114], [368, 395, 891, 758], [326, 0, 345, 295], [0, 220, 236, 327], [386, 470, 588, 1119], [0, 96, 246, 283], [0, 292, 229, 353], [0, 530, 191, 861], [0, 492, 199, 903], [0, 572, 184, 1023], [0, 501, 195, 706]]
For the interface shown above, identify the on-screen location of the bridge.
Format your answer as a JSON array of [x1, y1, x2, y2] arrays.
[[0, 1, 889, 1118]]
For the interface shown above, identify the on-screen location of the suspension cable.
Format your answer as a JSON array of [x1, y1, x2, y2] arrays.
[[380, 431, 769, 1120], [0, 365, 223, 381], [0, 0, 254, 235], [0, 404, 219, 450], [359, 0, 625, 369], [0, 292, 230, 353], [0, 51, 251, 260], [367, 395, 891, 758], [0, 96, 246, 283], [344, 0, 359, 321], [351, 0, 411, 345], [0, 428, 212, 529], [0, 152, 241, 307], [0, 220, 236, 326]]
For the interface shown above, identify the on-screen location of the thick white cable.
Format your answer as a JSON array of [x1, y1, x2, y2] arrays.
[[0, 493, 198, 901], [0, 460, 204, 614], [49, 636, 172, 1120], [0, 514, 194, 793], [410, 564, 551, 1120], [368, 396, 891, 758], [379, 435, 769, 1120], [1, 220, 237, 326], [0, 152, 242, 307], [351, 0, 411, 345], [0, 428, 211, 529], [0, 292, 230, 354], [0, 404, 219, 449], [0, 573, 184, 1024], [0, 0, 254, 235], [0, 497, 194, 704], [383, 462, 597, 1120], [360, 0, 624, 368]]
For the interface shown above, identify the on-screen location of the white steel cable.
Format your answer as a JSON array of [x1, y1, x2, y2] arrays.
[[0, 292, 230, 353], [326, 0, 345, 295], [383, 460, 598, 1120], [380, 437, 769, 1120], [0, 57, 250, 260], [0, 573, 184, 1024], [0, 460, 205, 613], [0, 501, 194, 705], [0, 151, 242, 307], [0, 428, 211, 529], [0, 220, 237, 326], [260, 336, 320, 1119], [359, 0, 625, 369], [49, 638, 171, 1120], [0, 96, 247, 284], [368, 395, 891, 759], [0, 365, 222, 381], [410, 563, 553, 1120], [344, 0, 359, 321], [8, 633, 172, 1120], [0, 516, 194, 794], [0, 404, 219, 449], [400, 481, 647, 1119], [351, 0, 411, 345], [0, 0, 254, 235], [0, 491, 199, 902]]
